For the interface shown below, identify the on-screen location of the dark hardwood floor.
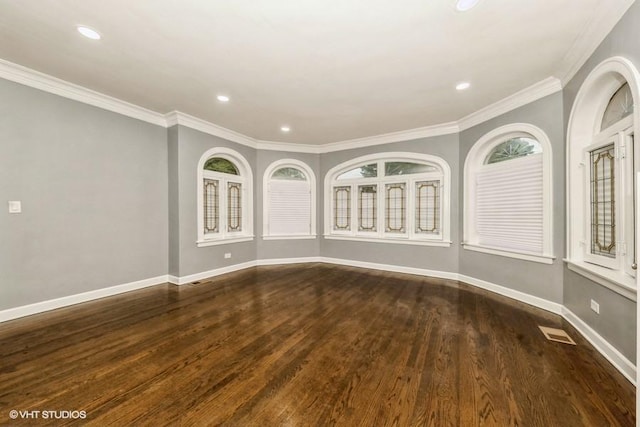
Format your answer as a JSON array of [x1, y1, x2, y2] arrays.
[[0, 263, 635, 426]]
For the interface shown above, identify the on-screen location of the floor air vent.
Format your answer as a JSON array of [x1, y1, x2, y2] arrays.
[[538, 326, 576, 345]]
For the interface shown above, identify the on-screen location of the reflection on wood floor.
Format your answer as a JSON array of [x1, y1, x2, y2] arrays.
[[0, 263, 635, 426]]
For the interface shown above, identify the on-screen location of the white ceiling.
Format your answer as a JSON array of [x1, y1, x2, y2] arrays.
[[0, 0, 634, 145]]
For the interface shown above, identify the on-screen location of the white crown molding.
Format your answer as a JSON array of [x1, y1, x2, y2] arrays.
[[555, 0, 636, 86], [0, 58, 167, 127], [318, 122, 460, 154], [165, 111, 258, 149], [256, 140, 322, 153], [0, 275, 168, 323], [457, 77, 563, 132]]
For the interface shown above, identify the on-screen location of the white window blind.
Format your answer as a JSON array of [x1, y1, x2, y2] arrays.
[[475, 154, 543, 254], [268, 180, 311, 235]]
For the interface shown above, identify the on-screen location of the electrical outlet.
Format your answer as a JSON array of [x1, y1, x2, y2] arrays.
[[8, 201, 21, 213], [590, 299, 600, 314], [224, 253, 231, 259]]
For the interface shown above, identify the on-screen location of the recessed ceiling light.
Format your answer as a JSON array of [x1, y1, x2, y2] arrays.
[[216, 95, 230, 102], [456, 0, 481, 12], [280, 126, 291, 133], [456, 82, 471, 91], [77, 26, 101, 40]]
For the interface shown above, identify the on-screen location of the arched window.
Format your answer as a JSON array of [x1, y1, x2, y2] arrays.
[[263, 159, 316, 239], [197, 147, 253, 247], [567, 57, 640, 298], [463, 123, 553, 264], [324, 153, 451, 246]]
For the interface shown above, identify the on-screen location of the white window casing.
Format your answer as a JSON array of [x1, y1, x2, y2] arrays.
[[463, 124, 554, 264], [196, 147, 254, 247], [262, 159, 317, 239], [323, 152, 451, 246], [566, 56, 640, 299]]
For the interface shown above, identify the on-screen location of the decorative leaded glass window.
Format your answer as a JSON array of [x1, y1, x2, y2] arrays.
[[272, 167, 306, 181], [203, 179, 219, 233], [358, 185, 377, 231], [385, 183, 405, 233], [204, 157, 240, 175], [333, 186, 351, 231], [385, 162, 437, 176], [227, 182, 242, 232], [601, 83, 634, 131], [336, 164, 378, 180], [590, 144, 616, 258], [484, 137, 542, 164], [415, 181, 440, 234]]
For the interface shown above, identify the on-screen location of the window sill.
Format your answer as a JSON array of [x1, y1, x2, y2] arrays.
[[196, 236, 255, 247], [564, 259, 637, 301], [462, 243, 555, 265], [262, 235, 317, 241], [323, 235, 451, 247]]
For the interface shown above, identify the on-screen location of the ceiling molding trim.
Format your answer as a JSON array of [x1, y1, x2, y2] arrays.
[[165, 111, 258, 149], [555, 0, 635, 87], [0, 58, 167, 127], [257, 140, 322, 153], [458, 77, 563, 132], [317, 122, 460, 154]]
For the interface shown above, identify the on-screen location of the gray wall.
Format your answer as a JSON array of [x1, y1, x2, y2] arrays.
[[319, 134, 460, 273], [170, 125, 257, 277], [0, 79, 168, 310], [458, 92, 565, 304], [256, 150, 321, 260], [561, 0, 640, 361]]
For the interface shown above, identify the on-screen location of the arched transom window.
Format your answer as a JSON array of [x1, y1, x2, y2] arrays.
[[464, 123, 553, 264], [197, 147, 253, 247], [324, 153, 451, 246], [263, 159, 316, 239]]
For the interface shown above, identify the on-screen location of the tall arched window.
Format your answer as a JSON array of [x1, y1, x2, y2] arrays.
[[324, 153, 451, 246], [463, 123, 553, 264], [567, 57, 640, 298], [263, 159, 316, 239], [197, 147, 253, 247]]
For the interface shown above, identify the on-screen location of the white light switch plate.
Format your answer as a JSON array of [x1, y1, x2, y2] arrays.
[[8, 201, 21, 213]]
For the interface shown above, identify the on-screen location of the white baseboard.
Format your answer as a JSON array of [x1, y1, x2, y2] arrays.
[[171, 261, 258, 285], [257, 257, 322, 266], [458, 274, 563, 315], [0, 275, 168, 323], [319, 257, 459, 280], [561, 307, 636, 385]]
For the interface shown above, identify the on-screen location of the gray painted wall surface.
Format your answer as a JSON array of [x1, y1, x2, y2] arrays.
[[172, 125, 257, 277], [561, 0, 640, 361], [0, 79, 168, 310], [319, 134, 460, 273], [167, 126, 180, 277], [458, 92, 565, 304], [256, 150, 320, 260]]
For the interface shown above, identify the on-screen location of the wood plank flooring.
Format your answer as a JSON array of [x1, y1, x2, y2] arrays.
[[0, 263, 635, 426]]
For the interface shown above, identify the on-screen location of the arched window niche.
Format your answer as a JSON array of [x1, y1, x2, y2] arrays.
[[196, 147, 254, 247], [323, 152, 451, 246], [566, 56, 640, 300], [463, 123, 554, 264], [262, 159, 316, 239]]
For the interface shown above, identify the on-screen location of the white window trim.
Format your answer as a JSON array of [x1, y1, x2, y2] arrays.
[[463, 123, 554, 264], [262, 158, 317, 239], [196, 147, 254, 247], [566, 56, 640, 298], [323, 152, 452, 246]]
